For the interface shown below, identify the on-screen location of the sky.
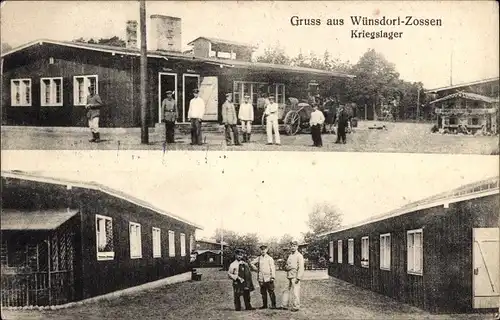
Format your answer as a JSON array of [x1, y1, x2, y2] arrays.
[[1, 1, 499, 89], [2, 151, 498, 242]]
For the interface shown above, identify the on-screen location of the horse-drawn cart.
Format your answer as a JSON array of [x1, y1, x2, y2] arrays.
[[261, 98, 316, 136]]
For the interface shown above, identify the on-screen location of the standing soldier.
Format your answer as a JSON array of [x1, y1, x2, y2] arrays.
[[85, 86, 103, 143], [264, 95, 281, 145], [250, 244, 277, 309], [238, 94, 254, 143], [222, 93, 241, 146], [281, 240, 304, 312], [162, 91, 177, 144], [335, 105, 349, 144], [188, 88, 205, 145], [228, 249, 255, 311]]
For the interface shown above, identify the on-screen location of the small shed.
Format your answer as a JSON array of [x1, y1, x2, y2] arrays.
[[430, 91, 499, 134], [320, 177, 499, 314]]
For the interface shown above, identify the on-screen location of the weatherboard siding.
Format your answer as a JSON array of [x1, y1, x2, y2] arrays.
[[327, 194, 499, 313], [1, 176, 198, 302]]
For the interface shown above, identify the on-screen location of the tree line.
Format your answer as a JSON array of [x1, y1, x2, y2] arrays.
[[212, 202, 343, 264], [257, 45, 433, 121]]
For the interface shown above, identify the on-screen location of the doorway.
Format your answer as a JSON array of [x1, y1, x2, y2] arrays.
[[472, 227, 499, 309], [182, 74, 200, 123], [158, 73, 178, 124]]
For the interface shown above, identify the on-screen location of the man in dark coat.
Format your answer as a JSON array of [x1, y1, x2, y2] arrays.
[[162, 91, 177, 143], [228, 249, 255, 311], [85, 86, 103, 143], [335, 105, 349, 144]]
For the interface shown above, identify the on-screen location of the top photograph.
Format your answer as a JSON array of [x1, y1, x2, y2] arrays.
[[1, 1, 498, 153]]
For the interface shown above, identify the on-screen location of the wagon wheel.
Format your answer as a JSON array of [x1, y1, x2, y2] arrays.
[[284, 110, 301, 135]]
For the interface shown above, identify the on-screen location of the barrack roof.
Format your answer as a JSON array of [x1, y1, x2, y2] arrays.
[[1, 170, 203, 229], [318, 176, 499, 237], [1, 39, 354, 78]]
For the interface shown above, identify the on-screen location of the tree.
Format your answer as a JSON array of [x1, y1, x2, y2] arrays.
[[307, 202, 343, 234], [256, 44, 290, 65], [348, 49, 401, 120]]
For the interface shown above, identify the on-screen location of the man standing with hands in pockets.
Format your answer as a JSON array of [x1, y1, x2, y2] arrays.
[[281, 240, 304, 312], [250, 244, 277, 309]]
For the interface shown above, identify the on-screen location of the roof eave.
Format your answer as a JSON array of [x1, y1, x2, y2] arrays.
[[1, 171, 203, 230]]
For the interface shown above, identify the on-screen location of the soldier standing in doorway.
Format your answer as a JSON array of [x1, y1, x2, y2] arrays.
[[162, 91, 177, 144], [222, 93, 241, 146], [85, 86, 103, 143], [238, 94, 254, 143], [188, 88, 205, 145]]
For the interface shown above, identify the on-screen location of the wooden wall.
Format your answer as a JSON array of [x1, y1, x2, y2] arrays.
[[1, 177, 198, 301], [327, 194, 499, 313], [77, 188, 196, 299], [2, 44, 136, 127]]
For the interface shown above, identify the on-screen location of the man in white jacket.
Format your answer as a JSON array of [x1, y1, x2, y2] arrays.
[[238, 94, 254, 143], [264, 95, 281, 145], [281, 240, 304, 312], [309, 104, 326, 147], [250, 244, 277, 309], [187, 89, 205, 145]]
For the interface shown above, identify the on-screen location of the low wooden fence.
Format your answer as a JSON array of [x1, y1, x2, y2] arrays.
[[1, 269, 74, 307]]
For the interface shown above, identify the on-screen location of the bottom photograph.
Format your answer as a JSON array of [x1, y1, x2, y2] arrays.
[[0, 162, 499, 320]]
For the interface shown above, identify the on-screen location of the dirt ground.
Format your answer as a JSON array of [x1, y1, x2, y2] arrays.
[[1, 122, 498, 154], [2, 269, 496, 320]]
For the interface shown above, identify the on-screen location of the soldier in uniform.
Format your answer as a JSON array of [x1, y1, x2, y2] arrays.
[[335, 105, 349, 144], [238, 94, 254, 143], [161, 91, 177, 143], [228, 249, 255, 311], [281, 240, 305, 312], [222, 93, 241, 146], [85, 86, 103, 143], [250, 245, 277, 309]]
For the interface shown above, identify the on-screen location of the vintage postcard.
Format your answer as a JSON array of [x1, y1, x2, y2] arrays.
[[1, 0, 498, 153]]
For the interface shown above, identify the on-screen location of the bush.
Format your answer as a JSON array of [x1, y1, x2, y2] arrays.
[[430, 124, 439, 133]]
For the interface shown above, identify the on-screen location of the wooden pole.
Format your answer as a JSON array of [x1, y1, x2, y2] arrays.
[[47, 236, 51, 306], [140, 0, 149, 144]]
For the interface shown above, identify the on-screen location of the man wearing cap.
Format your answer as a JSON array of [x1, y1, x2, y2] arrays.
[[264, 95, 281, 145], [238, 94, 254, 143], [335, 105, 349, 144], [228, 249, 255, 311], [250, 245, 277, 309], [188, 89, 205, 145], [162, 91, 177, 144], [309, 103, 325, 147], [281, 240, 304, 312], [222, 93, 241, 146], [85, 86, 103, 143]]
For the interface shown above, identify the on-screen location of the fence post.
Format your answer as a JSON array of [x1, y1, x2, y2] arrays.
[[47, 235, 52, 306]]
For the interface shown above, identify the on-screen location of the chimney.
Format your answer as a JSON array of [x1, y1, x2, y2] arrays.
[[149, 15, 182, 52], [125, 20, 138, 49]]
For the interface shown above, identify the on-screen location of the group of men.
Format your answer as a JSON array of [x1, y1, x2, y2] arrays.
[[160, 89, 281, 146], [227, 241, 305, 312]]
